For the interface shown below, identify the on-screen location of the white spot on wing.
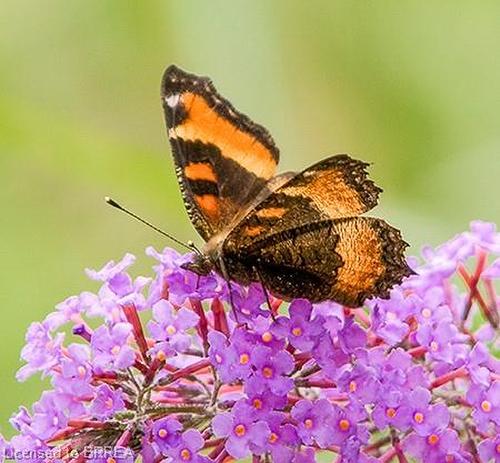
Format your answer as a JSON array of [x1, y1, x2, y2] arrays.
[[165, 94, 180, 107]]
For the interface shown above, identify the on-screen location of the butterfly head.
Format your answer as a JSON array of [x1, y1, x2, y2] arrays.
[[181, 254, 214, 276]]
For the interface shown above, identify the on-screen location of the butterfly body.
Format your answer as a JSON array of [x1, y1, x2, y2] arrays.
[[162, 65, 413, 307]]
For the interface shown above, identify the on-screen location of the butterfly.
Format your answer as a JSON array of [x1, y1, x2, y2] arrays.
[[161, 65, 413, 307]]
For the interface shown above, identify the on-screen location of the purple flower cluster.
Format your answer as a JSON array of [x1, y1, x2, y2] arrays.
[[2, 221, 499, 463]]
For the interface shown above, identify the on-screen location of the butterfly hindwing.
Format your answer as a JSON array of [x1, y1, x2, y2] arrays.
[[223, 155, 411, 305], [161, 65, 279, 241], [226, 217, 411, 306], [321, 217, 411, 306]]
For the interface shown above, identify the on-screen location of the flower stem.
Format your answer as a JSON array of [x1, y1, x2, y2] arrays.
[[122, 303, 150, 362], [431, 367, 468, 388]]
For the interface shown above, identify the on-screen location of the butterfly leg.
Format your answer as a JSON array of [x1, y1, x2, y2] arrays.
[[254, 266, 276, 321], [218, 257, 241, 324]]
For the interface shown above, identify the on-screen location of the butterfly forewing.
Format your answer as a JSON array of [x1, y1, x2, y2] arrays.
[[226, 154, 382, 250], [161, 65, 279, 241]]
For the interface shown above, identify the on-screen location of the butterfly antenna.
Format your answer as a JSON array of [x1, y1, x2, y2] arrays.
[[105, 196, 201, 255], [186, 240, 202, 255]]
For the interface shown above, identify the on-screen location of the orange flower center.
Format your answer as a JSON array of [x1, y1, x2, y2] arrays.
[[386, 408, 397, 419], [481, 400, 492, 412], [304, 419, 314, 429], [349, 381, 357, 392], [427, 434, 440, 446], [234, 424, 246, 437], [414, 412, 424, 424], [261, 331, 273, 343], [106, 458, 117, 463], [253, 398, 263, 410], [262, 366, 273, 378], [239, 353, 250, 365], [496, 443, 500, 454], [339, 419, 350, 431], [269, 432, 279, 444], [180, 449, 191, 461], [158, 428, 168, 438], [156, 350, 166, 362], [292, 327, 302, 337], [430, 341, 439, 352], [421, 308, 432, 318], [105, 398, 114, 409], [166, 324, 177, 335], [111, 345, 121, 355]]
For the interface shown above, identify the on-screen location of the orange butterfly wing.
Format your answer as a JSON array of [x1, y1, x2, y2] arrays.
[[161, 65, 279, 241]]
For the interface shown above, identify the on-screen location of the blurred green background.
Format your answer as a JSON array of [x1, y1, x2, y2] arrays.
[[1, 0, 499, 436]]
